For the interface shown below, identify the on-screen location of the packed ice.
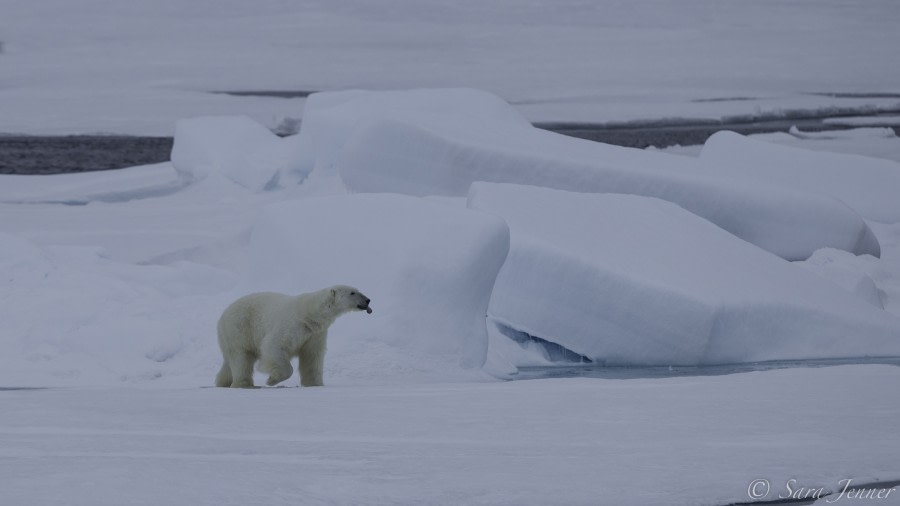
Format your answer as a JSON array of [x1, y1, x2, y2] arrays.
[[171, 115, 309, 191], [469, 182, 900, 366], [699, 130, 900, 222], [329, 90, 879, 260]]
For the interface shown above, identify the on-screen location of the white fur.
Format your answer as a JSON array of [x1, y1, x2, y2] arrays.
[[215, 285, 371, 388]]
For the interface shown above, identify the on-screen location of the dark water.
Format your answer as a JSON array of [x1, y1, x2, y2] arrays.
[[513, 356, 900, 381], [0, 136, 174, 175]]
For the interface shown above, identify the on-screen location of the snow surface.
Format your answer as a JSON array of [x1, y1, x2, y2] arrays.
[[0, 231, 236, 386], [0, 163, 269, 264], [824, 116, 900, 127], [297, 88, 530, 174], [0, 162, 184, 205], [469, 182, 900, 366], [1, 366, 898, 506], [786, 126, 898, 141], [662, 126, 900, 165], [171, 115, 308, 190], [332, 95, 877, 260], [699, 130, 900, 222], [244, 194, 509, 374], [796, 248, 884, 309], [3, 0, 900, 135]]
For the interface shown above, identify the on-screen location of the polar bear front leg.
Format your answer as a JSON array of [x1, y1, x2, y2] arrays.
[[298, 334, 326, 387], [262, 358, 293, 386], [258, 334, 294, 386]]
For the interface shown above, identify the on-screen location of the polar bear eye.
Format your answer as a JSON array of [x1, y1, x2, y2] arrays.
[[350, 291, 356, 296]]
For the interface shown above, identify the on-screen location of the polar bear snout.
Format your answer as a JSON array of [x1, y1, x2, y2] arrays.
[[357, 296, 373, 314]]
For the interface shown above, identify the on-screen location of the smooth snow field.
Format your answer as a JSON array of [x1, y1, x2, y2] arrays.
[[3, 2, 900, 504], [2, 367, 900, 506]]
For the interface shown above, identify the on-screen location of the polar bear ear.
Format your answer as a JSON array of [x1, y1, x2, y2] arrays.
[[330, 288, 336, 300]]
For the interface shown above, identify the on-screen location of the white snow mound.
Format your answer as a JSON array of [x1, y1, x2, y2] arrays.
[[171, 115, 309, 191], [468, 182, 900, 366], [796, 248, 884, 309], [325, 91, 878, 260], [295, 88, 531, 174], [0, 232, 235, 386], [699, 130, 900, 222], [244, 194, 510, 378]]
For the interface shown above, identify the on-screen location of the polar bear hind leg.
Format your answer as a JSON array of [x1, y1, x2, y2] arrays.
[[214, 360, 233, 387], [225, 350, 256, 388]]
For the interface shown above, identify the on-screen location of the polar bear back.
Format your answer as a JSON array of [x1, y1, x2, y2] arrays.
[[217, 292, 301, 350]]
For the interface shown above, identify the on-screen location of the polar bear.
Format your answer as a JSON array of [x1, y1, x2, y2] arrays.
[[215, 285, 372, 388]]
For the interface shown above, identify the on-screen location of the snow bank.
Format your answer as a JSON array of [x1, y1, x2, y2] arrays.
[[699, 130, 900, 222], [327, 96, 878, 260], [171, 115, 309, 191], [244, 194, 509, 377], [787, 125, 898, 140], [0, 163, 183, 205], [0, 232, 235, 386], [295, 88, 530, 174], [796, 248, 884, 309], [468, 182, 900, 366], [823, 116, 900, 127]]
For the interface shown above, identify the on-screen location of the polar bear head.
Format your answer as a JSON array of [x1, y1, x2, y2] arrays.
[[330, 285, 373, 314]]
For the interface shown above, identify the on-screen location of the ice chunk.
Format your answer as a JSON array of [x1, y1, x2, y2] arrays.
[[333, 108, 878, 260], [296, 88, 530, 174], [245, 194, 509, 373], [468, 182, 900, 366], [796, 248, 884, 309], [788, 125, 897, 139], [699, 130, 900, 222], [823, 117, 900, 128], [171, 115, 309, 191]]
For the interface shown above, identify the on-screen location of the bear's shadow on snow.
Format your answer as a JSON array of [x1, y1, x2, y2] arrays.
[[200, 385, 296, 389]]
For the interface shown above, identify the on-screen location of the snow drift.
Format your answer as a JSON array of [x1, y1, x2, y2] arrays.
[[468, 182, 900, 366], [699, 130, 900, 223], [244, 194, 510, 376], [796, 248, 885, 309], [0, 232, 235, 386], [309, 89, 879, 260], [171, 115, 309, 191], [295, 88, 531, 174], [0, 163, 183, 205]]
